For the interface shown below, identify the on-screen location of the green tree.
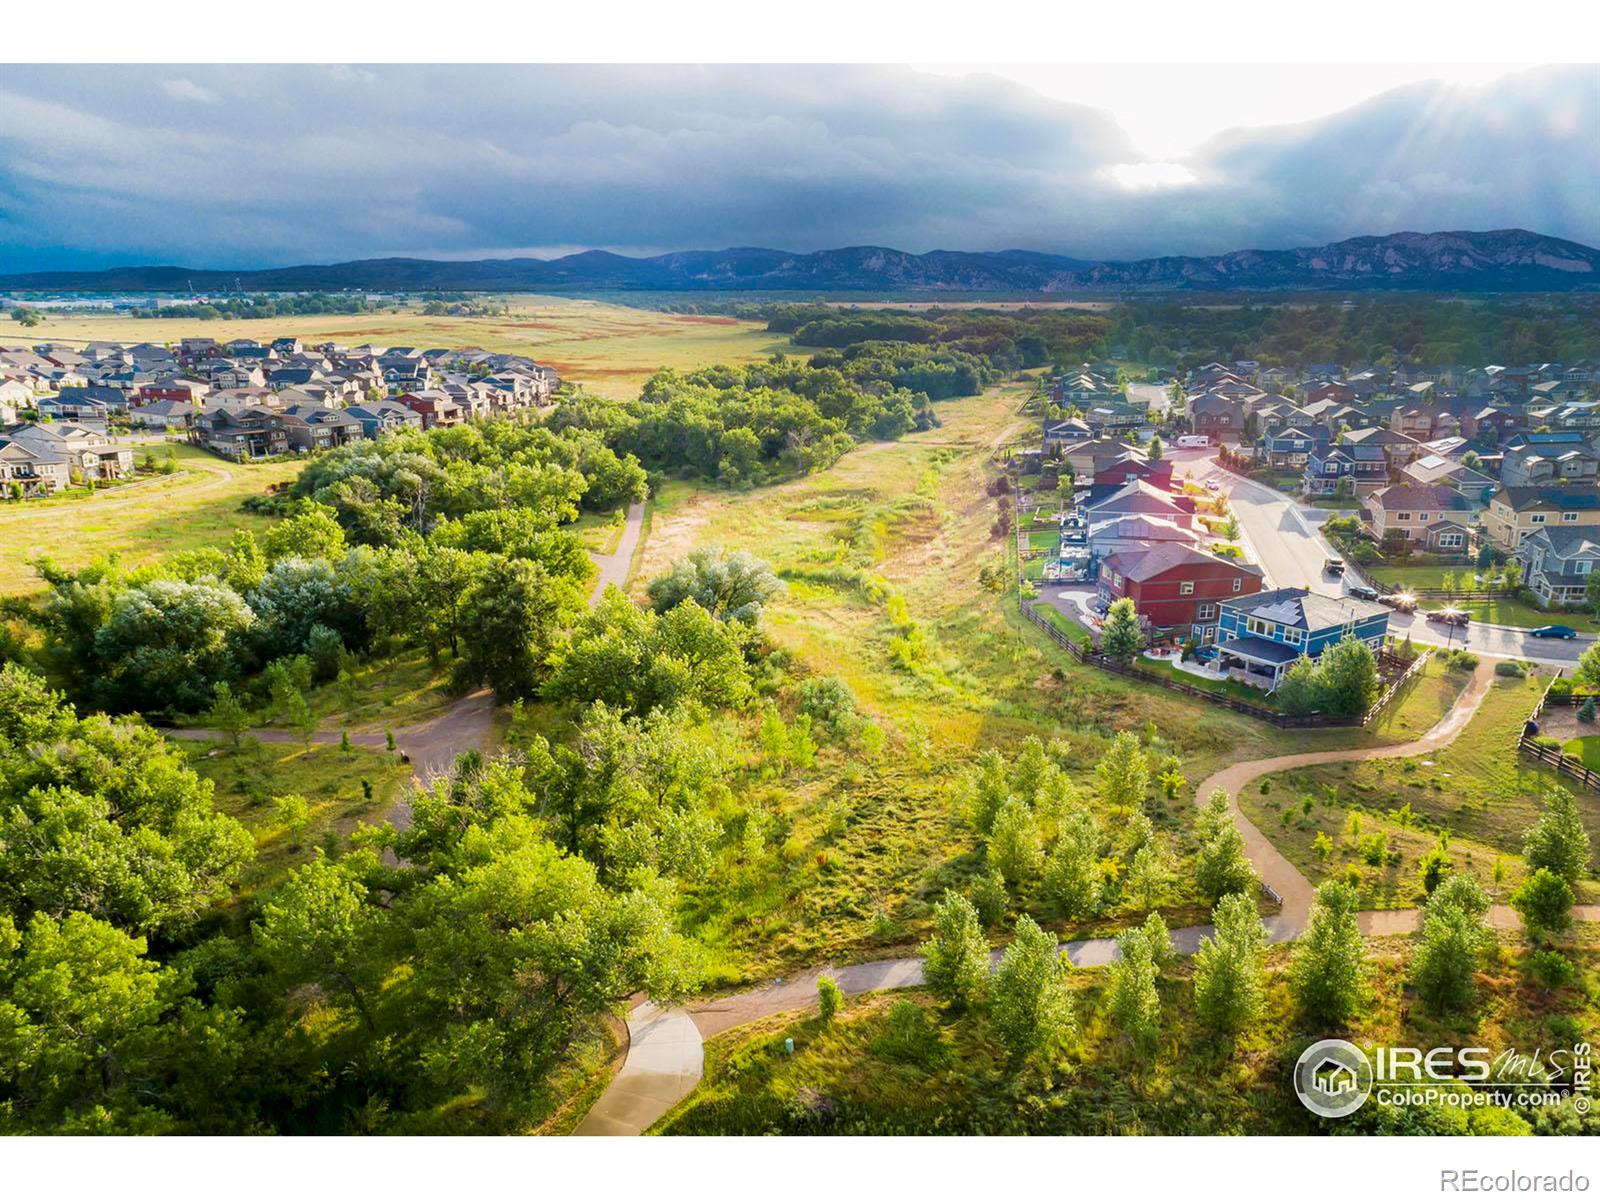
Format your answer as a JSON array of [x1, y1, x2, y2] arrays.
[[1100, 597, 1144, 662], [920, 891, 990, 1010], [1106, 928, 1161, 1050], [1095, 730, 1150, 812], [1522, 787, 1592, 887], [1147, 434, 1164, 461], [645, 545, 783, 625], [457, 557, 581, 700], [207, 680, 251, 747], [91, 579, 256, 713], [989, 915, 1073, 1069], [1043, 810, 1103, 918], [1318, 636, 1381, 715], [988, 798, 1042, 887], [1289, 880, 1368, 1025], [261, 502, 348, 563], [1409, 874, 1493, 1014], [1193, 892, 1266, 1034], [1194, 790, 1257, 904], [1511, 868, 1575, 946]]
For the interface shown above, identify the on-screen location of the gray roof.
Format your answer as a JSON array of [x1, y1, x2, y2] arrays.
[[1221, 586, 1388, 630]]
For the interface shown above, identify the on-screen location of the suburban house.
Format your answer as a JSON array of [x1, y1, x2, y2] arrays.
[[42, 385, 127, 420], [1097, 544, 1264, 641], [1084, 479, 1196, 528], [1399, 454, 1497, 505], [1188, 392, 1249, 444], [1515, 527, 1600, 608], [1085, 514, 1203, 562], [1460, 406, 1521, 443], [1500, 442, 1600, 488], [0, 436, 72, 496], [1340, 425, 1422, 468], [193, 405, 289, 460], [127, 398, 199, 430], [7, 423, 134, 481], [1212, 588, 1391, 691], [1090, 452, 1174, 494], [1302, 443, 1389, 497], [138, 379, 211, 406], [1263, 427, 1326, 469], [1364, 483, 1474, 551], [396, 390, 464, 430], [277, 405, 367, 452], [1042, 418, 1094, 450], [1053, 437, 1144, 478], [1484, 487, 1600, 550], [344, 400, 424, 439]]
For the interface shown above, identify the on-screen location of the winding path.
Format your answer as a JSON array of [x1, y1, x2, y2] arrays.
[[573, 656, 1600, 1136]]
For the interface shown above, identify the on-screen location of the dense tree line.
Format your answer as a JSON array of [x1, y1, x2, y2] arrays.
[[132, 294, 377, 320], [551, 357, 939, 486]]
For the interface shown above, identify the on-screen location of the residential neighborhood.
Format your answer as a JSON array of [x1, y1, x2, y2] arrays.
[[0, 336, 562, 493]]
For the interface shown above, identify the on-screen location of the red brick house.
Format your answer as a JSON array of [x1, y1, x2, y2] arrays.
[[1097, 544, 1265, 641]]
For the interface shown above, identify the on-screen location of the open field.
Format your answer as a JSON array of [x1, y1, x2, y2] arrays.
[[656, 932, 1600, 1135], [0, 443, 297, 595], [633, 385, 1415, 979], [1241, 671, 1600, 909], [20, 295, 793, 401]]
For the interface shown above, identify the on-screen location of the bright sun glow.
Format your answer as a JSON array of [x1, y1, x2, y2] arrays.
[[914, 63, 1533, 158], [1101, 161, 1197, 190]]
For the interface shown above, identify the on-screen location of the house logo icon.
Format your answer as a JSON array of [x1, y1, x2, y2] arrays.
[[1294, 1038, 1373, 1118]]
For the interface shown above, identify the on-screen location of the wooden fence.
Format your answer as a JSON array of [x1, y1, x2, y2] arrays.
[[1518, 735, 1600, 792]]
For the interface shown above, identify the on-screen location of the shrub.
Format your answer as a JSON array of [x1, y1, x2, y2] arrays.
[[871, 1000, 949, 1067], [1547, 678, 1574, 700], [1495, 660, 1527, 678], [1580, 697, 1597, 724], [795, 676, 859, 734], [816, 975, 843, 1021], [1524, 950, 1575, 990], [1443, 649, 1479, 672]]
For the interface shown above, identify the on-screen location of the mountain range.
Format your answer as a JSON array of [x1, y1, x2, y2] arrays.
[[3, 229, 1596, 295]]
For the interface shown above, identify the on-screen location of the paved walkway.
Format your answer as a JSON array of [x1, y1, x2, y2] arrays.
[[574, 655, 1599, 1136], [590, 500, 646, 604]]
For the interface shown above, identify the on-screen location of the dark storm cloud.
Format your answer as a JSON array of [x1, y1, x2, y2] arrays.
[[0, 63, 1594, 271]]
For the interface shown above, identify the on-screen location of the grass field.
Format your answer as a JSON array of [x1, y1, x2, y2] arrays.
[[1365, 565, 1599, 630], [0, 443, 297, 595], [632, 385, 1412, 979], [1240, 671, 1600, 909], [24, 295, 793, 401], [180, 736, 414, 925], [655, 932, 1600, 1135]]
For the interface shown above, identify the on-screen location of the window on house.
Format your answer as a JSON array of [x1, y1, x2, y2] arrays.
[[1532, 514, 1547, 524], [1417, 513, 1430, 522], [1197, 603, 1217, 620], [1179, 580, 1195, 595], [1232, 578, 1243, 592], [1578, 561, 1593, 575], [1246, 616, 1276, 638], [1396, 513, 1412, 522], [1439, 533, 1464, 548], [1563, 512, 1580, 522]]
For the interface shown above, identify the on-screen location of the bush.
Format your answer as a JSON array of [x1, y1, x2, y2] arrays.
[[1524, 950, 1575, 990], [1548, 678, 1574, 699], [1495, 660, 1527, 678], [1443, 649, 1479, 672], [795, 676, 859, 734], [1580, 697, 1597, 725], [816, 975, 843, 1021], [871, 999, 949, 1067]]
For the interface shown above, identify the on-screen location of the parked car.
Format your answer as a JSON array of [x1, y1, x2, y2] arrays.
[[1347, 584, 1379, 601], [1323, 557, 1345, 575], [1426, 608, 1471, 627], [1380, 592, 1418, 613], [1204, 479, 1220, 491], [1530, 624, 1578, 639]]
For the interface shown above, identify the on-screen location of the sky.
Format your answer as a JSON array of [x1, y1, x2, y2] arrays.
[[0, 62, 1595, 273]]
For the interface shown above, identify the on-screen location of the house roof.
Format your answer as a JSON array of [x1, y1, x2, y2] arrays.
[[1086, 479, 1190, 518], [1522, 526, 1600, 561], [1493, 487, 1600, 513], [1221, 586, 1389, 630], [1370, 483, 1475, 512], [1086, 515, 1200, 545], [1104, 543, 1262, 584]]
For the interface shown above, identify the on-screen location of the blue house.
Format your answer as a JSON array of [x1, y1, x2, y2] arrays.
[[1302, 442, 1388, 496], [1263, 426, 1327, 469], [1214, 588, 1390, 690]]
